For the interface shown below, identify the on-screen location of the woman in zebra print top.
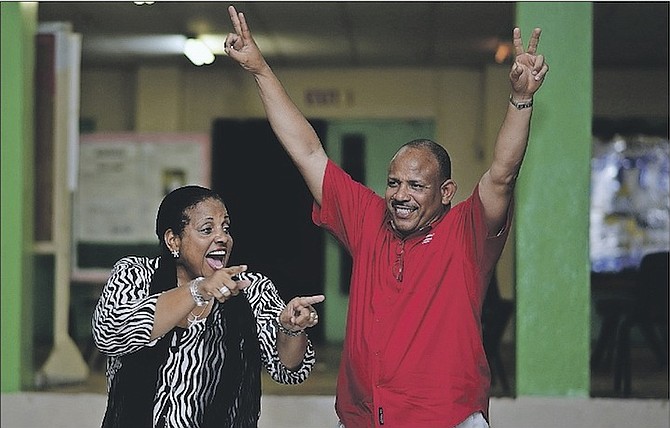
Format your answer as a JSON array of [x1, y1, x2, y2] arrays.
[[92, 185, 324, 428]]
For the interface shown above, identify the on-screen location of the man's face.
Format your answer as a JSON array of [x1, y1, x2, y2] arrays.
[[385, 147, 450, 237]]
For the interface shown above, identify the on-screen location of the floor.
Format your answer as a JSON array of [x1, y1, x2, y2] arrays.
[[9, 342, 666, 428], [5, 392, 669, 428], [38, 341, 668, 400]]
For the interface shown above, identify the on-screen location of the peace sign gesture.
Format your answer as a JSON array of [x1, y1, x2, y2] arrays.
[[224, 5, 269, 75], [510, 27, 548, 100]]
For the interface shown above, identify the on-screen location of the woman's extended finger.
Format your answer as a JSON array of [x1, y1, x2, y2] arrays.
[[286, 295, 325, 312], [212, 264, 247, 281], [295, 295, 326, 306]]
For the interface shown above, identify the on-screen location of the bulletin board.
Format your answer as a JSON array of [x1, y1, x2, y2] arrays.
[[72, 133, 210, 282]]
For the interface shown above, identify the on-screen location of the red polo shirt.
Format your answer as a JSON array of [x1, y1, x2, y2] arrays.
[[313, 160, 511, 428]]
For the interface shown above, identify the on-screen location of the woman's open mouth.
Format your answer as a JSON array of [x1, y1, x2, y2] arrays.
[[206, 249, 227, 270]]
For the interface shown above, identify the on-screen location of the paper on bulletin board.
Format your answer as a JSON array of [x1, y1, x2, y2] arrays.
[[74, 133, 210, 244]]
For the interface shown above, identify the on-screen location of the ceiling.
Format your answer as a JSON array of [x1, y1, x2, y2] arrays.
[[37, 1, 669, 70]]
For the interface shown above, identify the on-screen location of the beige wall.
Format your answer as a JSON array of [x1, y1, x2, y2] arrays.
[[80, 68, 135, 131], [79, 64, 668, 300], [81, 65, 669, 130]]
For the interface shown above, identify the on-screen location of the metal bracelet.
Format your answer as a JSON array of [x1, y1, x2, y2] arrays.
[[189, 277, 209, 307]]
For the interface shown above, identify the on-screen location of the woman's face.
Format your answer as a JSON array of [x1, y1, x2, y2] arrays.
[[173, 197, 233, 280]]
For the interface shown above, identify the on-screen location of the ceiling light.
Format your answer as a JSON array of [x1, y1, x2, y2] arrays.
[[494, 42, 512, 64], [200, 34, 227, 55], [183, 38, 215, 66]]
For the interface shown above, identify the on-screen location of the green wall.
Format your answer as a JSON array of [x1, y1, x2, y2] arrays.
[[515, 2, 592, 396], [1, 2, 37, 392]]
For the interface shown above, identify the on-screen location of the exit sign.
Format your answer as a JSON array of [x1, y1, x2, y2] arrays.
[[304, 89, 341, 106]]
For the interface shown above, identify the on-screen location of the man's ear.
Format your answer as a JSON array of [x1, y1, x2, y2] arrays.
[[441, 179, 458, 205], [164, 228, 180, 253]]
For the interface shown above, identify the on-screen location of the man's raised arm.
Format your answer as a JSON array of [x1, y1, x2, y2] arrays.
[[224, 5, 328, 205], [478, 27, 549, 235]]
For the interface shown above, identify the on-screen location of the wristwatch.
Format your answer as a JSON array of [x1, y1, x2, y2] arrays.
[[509, 95, 533, 110]]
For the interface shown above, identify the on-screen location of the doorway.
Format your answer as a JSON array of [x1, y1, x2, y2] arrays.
[[211, 118, 328, 343]]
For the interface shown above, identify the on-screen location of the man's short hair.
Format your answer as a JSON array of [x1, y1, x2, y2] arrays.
[[400, 139, 452, 181]]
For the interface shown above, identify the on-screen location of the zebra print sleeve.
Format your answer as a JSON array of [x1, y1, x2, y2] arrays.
[[92, 256, 161, 357], [241, 272, 315, 385]]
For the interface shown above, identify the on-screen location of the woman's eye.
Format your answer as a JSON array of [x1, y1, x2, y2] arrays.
[[201, 227, 213, 234]]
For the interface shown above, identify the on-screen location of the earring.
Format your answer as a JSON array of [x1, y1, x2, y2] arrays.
[[171, 249, 179, 258]]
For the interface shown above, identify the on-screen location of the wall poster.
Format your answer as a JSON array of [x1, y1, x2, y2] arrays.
[[72, 133, 210, 280]]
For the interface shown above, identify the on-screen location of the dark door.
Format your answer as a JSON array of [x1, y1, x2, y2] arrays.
[[211, 118, 326, 343]]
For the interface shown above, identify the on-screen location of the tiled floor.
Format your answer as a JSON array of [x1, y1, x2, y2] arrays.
[[39, 342, 668, 400]]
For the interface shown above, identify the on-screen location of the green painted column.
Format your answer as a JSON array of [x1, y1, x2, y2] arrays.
[[1, 2, 37, 392], [515, 3, 592, 396]]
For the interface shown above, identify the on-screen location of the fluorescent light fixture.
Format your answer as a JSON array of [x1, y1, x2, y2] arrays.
[[85, 35, 187, 56], [183, 38, 215, 66], [200, 34, 227, 55]]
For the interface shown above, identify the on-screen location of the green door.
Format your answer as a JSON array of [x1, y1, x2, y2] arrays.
[[322, 119, 435, 342]]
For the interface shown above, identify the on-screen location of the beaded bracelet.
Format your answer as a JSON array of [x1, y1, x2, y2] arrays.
[[274, 316, 305, 337], [189, 277, 210, 307]]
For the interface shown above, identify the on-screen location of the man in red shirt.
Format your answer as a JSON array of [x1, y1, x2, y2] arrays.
[[225, 5, 548, 427]]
